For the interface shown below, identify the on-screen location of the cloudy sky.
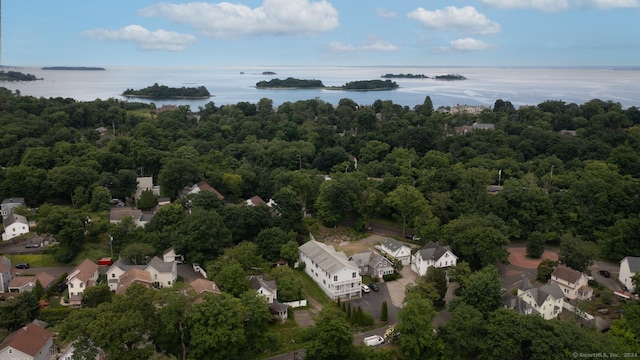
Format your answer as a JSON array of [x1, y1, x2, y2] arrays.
[[3, 0, 640, 67]]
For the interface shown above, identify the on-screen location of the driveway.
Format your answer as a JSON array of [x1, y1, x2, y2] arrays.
[[386, 266, 417, 309], [348, 282, 398, 324]]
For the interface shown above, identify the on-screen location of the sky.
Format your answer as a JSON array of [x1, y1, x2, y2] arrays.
[[3, 0, 640, 67]]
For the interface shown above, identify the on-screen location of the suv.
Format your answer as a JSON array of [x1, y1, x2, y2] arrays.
[[15, 263, 30, 269], [25, 243, 40, 248], [369, 283, 380, 292], [361, 284, 371, 293], [599, 270, 611, 278]]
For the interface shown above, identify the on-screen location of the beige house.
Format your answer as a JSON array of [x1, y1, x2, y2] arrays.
[[66, 259, 99, 307], [550, 264, 593, 300], [135, 177, 160, 200], [8, 273, 55, 293], [0, 323, 54, 360], [115, 268, 153, 295], [187, 278, 221, 304]]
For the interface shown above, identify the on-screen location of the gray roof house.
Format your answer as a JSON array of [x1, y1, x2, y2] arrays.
[[379, 238, 412, 266], [349, 250, 395, 278], [249, 275, 278, 304], [504, 279, 564, 320], [106, 256, 177, 291], [411, 241, 458, 276], [1, 197, 25, 219], [619, 256, 640, 293], [298, 237, 361, 300]]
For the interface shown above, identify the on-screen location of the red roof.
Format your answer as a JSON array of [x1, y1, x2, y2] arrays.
[[196, 181, 225, 201], [0, 323, 52, 356]]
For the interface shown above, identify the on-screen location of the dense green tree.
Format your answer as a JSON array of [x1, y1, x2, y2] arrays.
[[272, 185, 304, 233], [458, 265, 503, 316], [174, 208, 232, 264], [438, 303, 485, 359], [559, 234, 599, 272], [526, 231, 546, 258], [82, 283, 113, 308], [536, 259, 558, 283], [380, 301, 388, 322], [447, 261, 472, 289], [121, 242, 156, 265], [280, 240, 299, 265], [424, 266, 448, 306], [305, 307, 354, 360], [158, 158, 201, 199], [397, 293, 439, 359], [270, 266, 303, 301], [442, 215, 509, 270], [137, 189, 158, 210], [213, 261, 249, 297], [384, 184, 427, 237], [0, 292, 39, 330], [254, 227, 294, 262]]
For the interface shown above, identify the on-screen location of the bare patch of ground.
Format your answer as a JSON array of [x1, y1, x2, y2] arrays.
[[507, 246, 559, 269]]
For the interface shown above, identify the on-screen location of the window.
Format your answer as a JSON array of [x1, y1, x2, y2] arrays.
[[352, 272, 356, 278], [445, 253, 449, 257], [70, 283, 74, 288], [168, 281, 171, 285], [334, 275, 338, 281], [111, 273, 115, 278], [80, 283, 84, 288]]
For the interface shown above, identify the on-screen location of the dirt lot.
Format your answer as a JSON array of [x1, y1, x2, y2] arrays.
[[507, 246, 559, 269]]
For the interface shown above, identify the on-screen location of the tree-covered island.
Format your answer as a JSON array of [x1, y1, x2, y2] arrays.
[[382, 73, 429, 79], [257, 78, 399, 91], [42, 66, 106, 71], [0, 70, 41, 81], [434, 74, 467, 80], [122, 83, 211, 99], [255, 77, 324, 89]]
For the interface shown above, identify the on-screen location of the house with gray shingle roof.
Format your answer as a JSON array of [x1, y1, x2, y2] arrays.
[[619, 256, 640, 293], [249, 275, 278, 304], [379, 238, 411, 266], [298, 235, 361, 300], [349, 250, 395, 278], [105, 256, 176, 291], [2, 213, 30, 241], [504, 279, 564, 320], [550, 264, 593, 300], [1, 197, 25, 220], [411, 241, 458, 276]]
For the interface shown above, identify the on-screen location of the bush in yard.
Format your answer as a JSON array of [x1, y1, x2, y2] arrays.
[[381, 301, 388, 322], [383, 273, 400, 282]]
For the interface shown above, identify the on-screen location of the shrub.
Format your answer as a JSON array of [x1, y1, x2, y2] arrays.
[[383, 273, 400, 282], [39, 308, 73, 323], [381, 301, 388, 322]]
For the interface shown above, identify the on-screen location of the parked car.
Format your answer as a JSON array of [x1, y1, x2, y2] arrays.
[[25, 243, 40, 248], [369, 283, 380, 292], [361, 284, 371, 293], [54, 282, 67, 293], [363, 335, 384, 346], [15, 263, 30, 269], [405, 234, 421, 241], [98, 258, 113, 266], [599, 270, 611, 278]]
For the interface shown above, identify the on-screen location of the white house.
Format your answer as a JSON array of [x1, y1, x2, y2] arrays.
[[249, 275, 278, 304], [411, 241, 458, 276], [0, 256, 12, 293], [504, 279, 564, 320], [106, 256, 177, 292], [1, 197, 25, 219], [2, 213, 30, 241], [109, 208, 144, 227], [145, 257, 178, 288], [0, 323, 54, 360], [298, 237, 361, 300], [619, 256, 640, 293], [379, 238, 412, 266], [550, 264, 593, 300], [66, 259, 99, 307], [162, 248, 184, 264]]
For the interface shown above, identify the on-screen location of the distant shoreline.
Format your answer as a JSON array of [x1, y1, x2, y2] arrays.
[[42, 66, 106, 71]]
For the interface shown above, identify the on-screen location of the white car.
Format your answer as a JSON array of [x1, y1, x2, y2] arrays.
[[361, 284, 371, 293], [363, 335, 384, 346]]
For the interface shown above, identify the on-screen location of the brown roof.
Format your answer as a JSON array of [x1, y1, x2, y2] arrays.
[[116, 268, 153, 295], [109, 208, 142, 221], [0, 323, 52, 356], [68, 259, 99, 283], [9, 272, 55, 290], [247, 195, 266, 206], [196, 181, 225, 201], [189, 278, 220, 295], [552, 264, 582, 284]]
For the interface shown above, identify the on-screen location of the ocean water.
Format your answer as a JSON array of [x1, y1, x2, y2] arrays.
[[1, 65, 639, 110]]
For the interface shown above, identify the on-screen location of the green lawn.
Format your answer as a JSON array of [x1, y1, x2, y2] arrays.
[[5, 253, 61, 267]]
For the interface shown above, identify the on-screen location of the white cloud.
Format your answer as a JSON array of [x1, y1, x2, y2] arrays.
[[82, 25, 196, 51], [580, 0, 640, 8], [408, 6, 501, 35], [329, 38, 397, 53], [139, 0, 339, 38], [434, 38, 497, 53], [480, 0, 639, 11], [376, 8, 397, 18]]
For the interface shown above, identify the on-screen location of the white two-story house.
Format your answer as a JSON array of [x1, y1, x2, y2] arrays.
[[619, 256, 640, 293], [66, 259, 99, 307], [2, 213, 30, 241], [249, 275, 278, 304], [106, 256, 177, 291], [379, 238, 412, 266], [411, 241, 458, 276], [504, 279, 564, 320], [550, 264, 593, 300], [298, 236, 361, 300]]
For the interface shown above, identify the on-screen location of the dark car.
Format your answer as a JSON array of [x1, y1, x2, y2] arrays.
[[25, 243, 40, 248], [54, 282, 67, 293], [369, 283, 380, 292], [15, 263, 30, 269], [599, 270, 611, 278]]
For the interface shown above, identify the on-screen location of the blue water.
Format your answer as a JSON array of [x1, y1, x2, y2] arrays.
[[1, 65, 639, 109]]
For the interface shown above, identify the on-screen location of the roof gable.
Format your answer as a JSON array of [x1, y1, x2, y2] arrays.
[[0, 323, 52, 356], [381, 238, 408, 253], [417, 241, 454, 261], [552, 264, 583, 284], [622, 256, 640, 273], [68, 259, 99, 283], [299, 240, 358, 274]]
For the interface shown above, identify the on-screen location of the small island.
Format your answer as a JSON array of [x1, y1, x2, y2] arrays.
[[338, 79, 399, 91], [434, 74, 467, 81], [122, 83, 211, 99], [256, 77, 324, 89], [381, 73, 429, 79], [42, 66, 106, 71], [262, 71, 277, 75], [0, 71, 41, 81]]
